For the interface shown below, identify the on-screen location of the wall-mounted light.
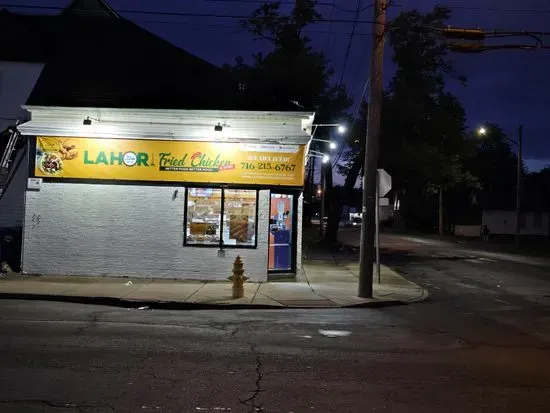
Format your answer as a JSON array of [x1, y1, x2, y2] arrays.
[[214, 123, 223, 132], [312, 138, 337, 150], [83, 117, 92, 126], [311, 123, 347, 138], [309, 150, 330, 164]]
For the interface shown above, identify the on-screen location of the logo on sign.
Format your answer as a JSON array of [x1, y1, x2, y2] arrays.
[[123, 152, 138, 167]]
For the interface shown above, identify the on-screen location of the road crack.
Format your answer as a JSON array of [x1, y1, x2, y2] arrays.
[[73, 310, 114, 336], [239, 343, 265, 412], [208, 322, 240, 337]]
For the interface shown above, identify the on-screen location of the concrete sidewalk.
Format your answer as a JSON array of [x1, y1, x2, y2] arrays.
[[0, 261, 428, 309]]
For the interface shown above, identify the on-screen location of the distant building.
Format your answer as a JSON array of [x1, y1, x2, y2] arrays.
[[482, 210, 549, 237]]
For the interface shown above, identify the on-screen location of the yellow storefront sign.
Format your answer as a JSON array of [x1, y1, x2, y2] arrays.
[[35, 137, 306, 186]]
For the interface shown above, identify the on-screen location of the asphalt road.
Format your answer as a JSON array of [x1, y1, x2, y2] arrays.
[[1, 232, 550, 412]]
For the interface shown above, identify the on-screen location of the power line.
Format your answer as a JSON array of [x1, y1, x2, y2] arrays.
[[0, 4, 382, 24], [440, 5, 550, 14], [329, 1, 363, 169], [202, 1, 550, 15], [128, 18, 374, 36], [324, 0, 336, 50], [202, 0, 381, 13], [337, 0, 362, 86]]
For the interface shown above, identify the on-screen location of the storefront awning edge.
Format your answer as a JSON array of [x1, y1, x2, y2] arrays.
[[19, 106, 315, 145]]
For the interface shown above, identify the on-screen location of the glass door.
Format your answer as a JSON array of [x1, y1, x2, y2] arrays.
[[268, 193, 294, 272]]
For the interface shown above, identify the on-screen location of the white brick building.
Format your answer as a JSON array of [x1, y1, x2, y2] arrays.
[[0, 1, 318, 280], [15, 106, 314, 281], [18, 107, 313, 281], [482, 210, 550, 237]]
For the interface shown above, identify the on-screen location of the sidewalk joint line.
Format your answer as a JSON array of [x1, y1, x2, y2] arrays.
[[250, 283, 261, 304], [185, 282, 207, 302]]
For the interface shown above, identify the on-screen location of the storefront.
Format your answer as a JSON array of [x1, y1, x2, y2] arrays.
[[18, 106, 315, 281]]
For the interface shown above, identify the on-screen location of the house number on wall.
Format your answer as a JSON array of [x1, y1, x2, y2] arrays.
[[31, 214, 41, 230]]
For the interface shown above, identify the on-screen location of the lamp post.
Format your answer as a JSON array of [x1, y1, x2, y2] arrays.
[[310, 150, 330, 237], [478, 125, 523, 246], [309, 124, 345, 238]]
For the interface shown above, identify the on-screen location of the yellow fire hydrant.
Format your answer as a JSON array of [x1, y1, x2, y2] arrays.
[[228, 255, 248, 298]]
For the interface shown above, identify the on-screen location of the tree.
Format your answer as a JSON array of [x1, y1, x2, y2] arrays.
[[339, 6, 474, 233], [468, 123, 523, 210], [229, 0, 351, 244], [227, 1, 349, 110], [524, 167, 550, 212]]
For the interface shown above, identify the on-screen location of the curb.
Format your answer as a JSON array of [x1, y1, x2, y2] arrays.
[[0, 292, 422, 310], [403, 287, 431, 304]]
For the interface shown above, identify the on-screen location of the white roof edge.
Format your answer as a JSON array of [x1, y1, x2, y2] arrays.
[[17, 122, 311, 145], [21, 105, 315, 119]]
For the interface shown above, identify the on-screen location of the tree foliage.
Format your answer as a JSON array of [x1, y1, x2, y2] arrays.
[[226, 0, 349, 114], [380, 7, 473, 193], [524, 167, 550, 212], [467, 123, 521, 210], [339, 6, 475, 231]]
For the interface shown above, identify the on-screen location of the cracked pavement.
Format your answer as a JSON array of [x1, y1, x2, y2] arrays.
[[1, 234, 550, 412], [238, 343, 264, 413]]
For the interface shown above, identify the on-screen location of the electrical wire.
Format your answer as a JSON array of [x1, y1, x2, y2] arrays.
[[0, 3, 382, 25], [201, 1, 550, 15], [202, 0, 382, 13], [129, 18, 374, 36], [326, 1, 363, 170], [439, 5, 550, 14], [337, 0, 362, 86], [324, 0, 336, 50]]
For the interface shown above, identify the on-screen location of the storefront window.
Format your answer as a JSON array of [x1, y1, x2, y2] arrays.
[[185, 188, 257, 248], [223, 189, 257, 247], [185, 188, 222, 245]]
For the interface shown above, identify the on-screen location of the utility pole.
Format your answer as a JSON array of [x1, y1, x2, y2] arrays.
[[319, 160, 325, 238], [438, 185, 444, 236], [515, 125, 523, 247], [358, 0, 387, 298]]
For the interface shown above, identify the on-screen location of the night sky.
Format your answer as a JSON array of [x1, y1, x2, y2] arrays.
[[9, 0, 550, 172]]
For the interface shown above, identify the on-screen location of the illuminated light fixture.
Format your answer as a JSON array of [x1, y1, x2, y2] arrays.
[[312, 138, 337, 150], [311, 123, 347, 138], [83, 117, 92, 126], [478, 126, 487, 136], [322, 155, 330, 163], [214, 123, 223, 132]]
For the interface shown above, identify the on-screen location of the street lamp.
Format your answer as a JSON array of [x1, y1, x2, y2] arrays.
[[477, 125, 523, 247]]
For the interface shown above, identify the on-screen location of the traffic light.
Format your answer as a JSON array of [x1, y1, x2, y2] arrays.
[[442, 27, 485, 41]]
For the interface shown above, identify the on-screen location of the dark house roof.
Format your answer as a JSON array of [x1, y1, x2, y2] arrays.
[[0, 0, 300, 111], [61, 0, 120, 18]]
